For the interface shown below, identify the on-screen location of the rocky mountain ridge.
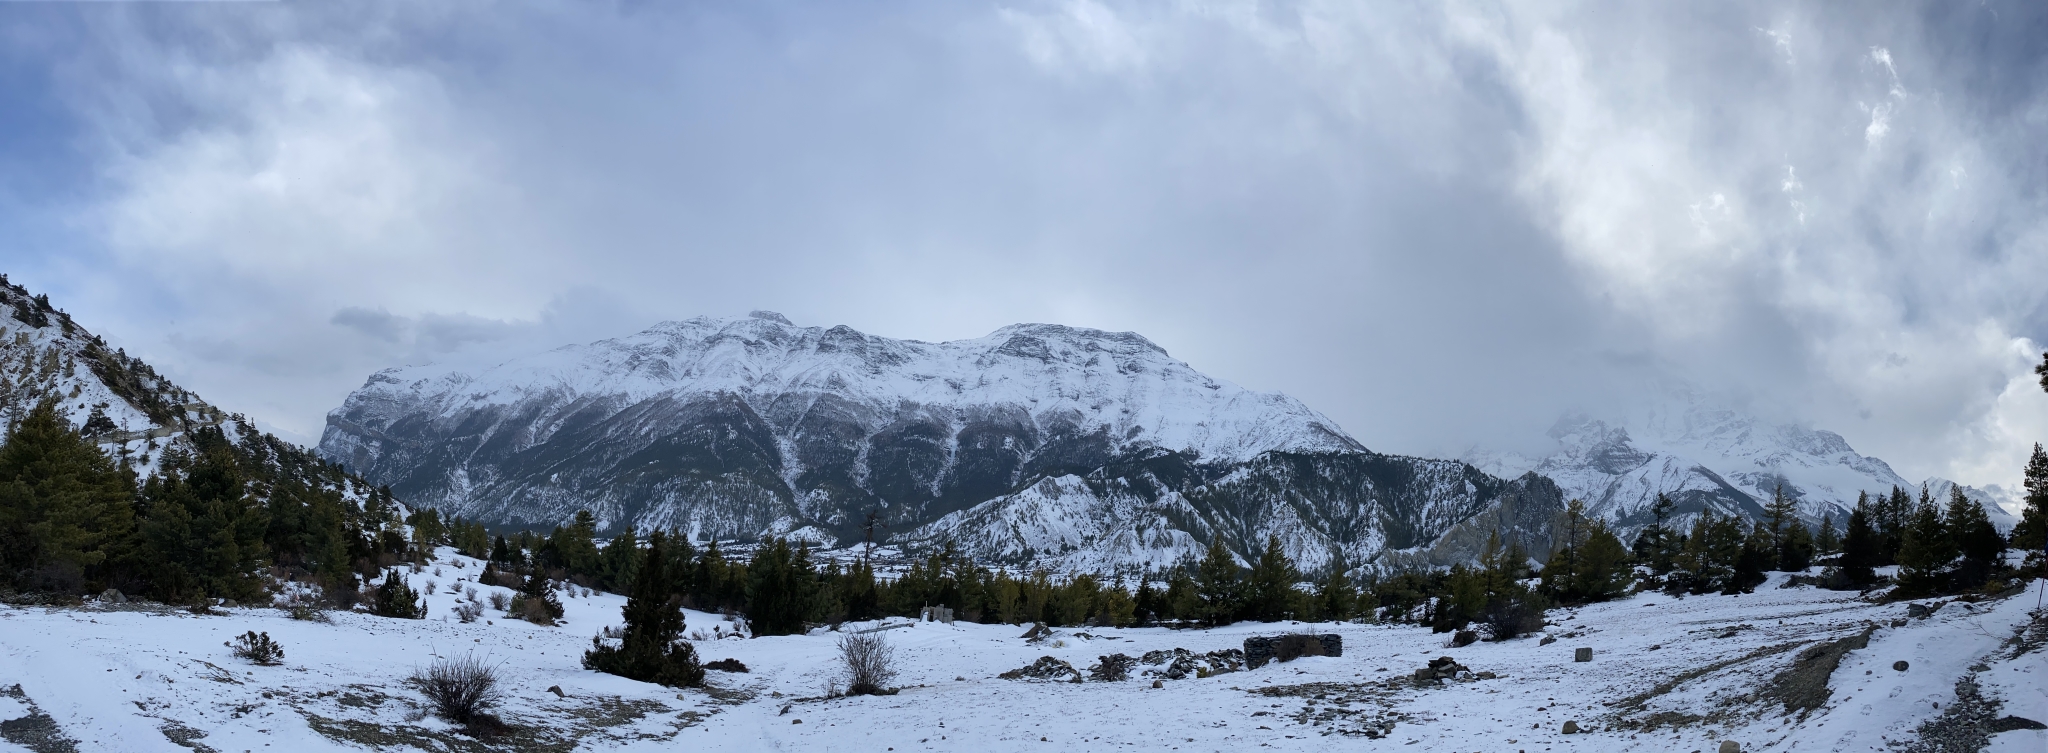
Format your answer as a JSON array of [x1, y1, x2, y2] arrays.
[[320, 312, 1562, 571]]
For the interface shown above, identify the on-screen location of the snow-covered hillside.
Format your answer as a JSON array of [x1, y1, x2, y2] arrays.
[[2, 548, 2041, 752], [321, 313, 1556, 570], [1466, 382, 2018, 535]]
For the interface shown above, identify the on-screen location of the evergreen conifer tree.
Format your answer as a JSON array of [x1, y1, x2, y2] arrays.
[[583, 531, 704, 687], [1194, 535, 1240, 626], [1944, 486, 2003, 588], [746, 537, 815, 636], [0, 400, 135, 593], [1632, 493, 1678, 574], [1779, 520, 1815, 572], [370, 571, 426, 618], [1315, 560, 1356, 623], [1764, 487, 1798, 569], [2012, 443, 2048, 555], [1815, 516, 1841, 557], [137, 441, 269, 602], [1241, 536, 1299, 622], [1894, 488, 1955, 596], [1838, 497, 1880, 587]]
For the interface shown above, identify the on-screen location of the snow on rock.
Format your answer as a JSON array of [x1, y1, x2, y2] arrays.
[[321, 313, 1563, 571], [1467, 380, 2016, 536]]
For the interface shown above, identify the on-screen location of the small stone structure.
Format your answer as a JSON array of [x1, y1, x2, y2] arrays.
[[920, 605, 955, 624], [1574, 647, 1593, 662], [1244, 634, 1343, 669]]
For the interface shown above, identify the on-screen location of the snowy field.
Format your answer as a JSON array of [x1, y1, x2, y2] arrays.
[[1, 552, 2042, 753]]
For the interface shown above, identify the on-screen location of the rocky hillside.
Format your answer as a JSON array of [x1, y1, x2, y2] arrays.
[[0, 274, 377, 503], [320, 312, 1562, 571]]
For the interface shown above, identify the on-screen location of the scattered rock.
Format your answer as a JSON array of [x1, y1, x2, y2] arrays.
[[1020, 623, 1051, 641], [1151, 680, 1163, 689], [1990, 716, 2046, 732], [1574, 647, 1593, 662], [1088, 654, 1137, 682], [705, 658, 749, 673], [1540, 635, 1557, 646], [1561, 720, 1579, 734], [1893, 661, 1910, 672], [99, 589, 126, 604], [1718, 740, 1740, 753], [1451, 630, 1478, 648], [1000, 656, 1080, 682], [1906, 602, 1943, 620], [546, 685, 566, 698], [792, 719, 802, 725], [1244, 634, 1343, 669]]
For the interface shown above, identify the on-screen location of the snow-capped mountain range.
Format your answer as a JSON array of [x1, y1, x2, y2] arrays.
[[1464, 382, 2021, 536], [320, 312, 1564, 572]]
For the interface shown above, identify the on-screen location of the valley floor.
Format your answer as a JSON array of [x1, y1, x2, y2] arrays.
[[1, 554, 2043, 753]]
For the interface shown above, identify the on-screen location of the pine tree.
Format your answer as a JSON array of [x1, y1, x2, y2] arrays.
[[1194, 535, 1240, 627], [746, 537, 815, 636], [1894, 488, 1955, 596], [2012, 443, 2048, 555], [583, 531, 704, 687], [1241, 536, 1299, 622], [597, 526, 641, 593], [1632, 493, 1678, 574], [137, 439, 269, 602], [1315, 560, 1356, 623], [1876, 486, 1912, 566], [1133, 577, 1162, 625], [370, 570, 426, 618], [1814, 516, 1841, 556], [1763, 487, 1796, 567], [1779, 521, 1815, 573], [0, 400, 135, 593], [1570, 520, 1634, 601], [1944, 486, 2003, 589], [1838, 498, 1879, 587], [1728, 522, 1771, 594]]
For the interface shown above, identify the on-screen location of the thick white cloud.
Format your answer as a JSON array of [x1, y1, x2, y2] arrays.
[[1, 0, 2040, 487]]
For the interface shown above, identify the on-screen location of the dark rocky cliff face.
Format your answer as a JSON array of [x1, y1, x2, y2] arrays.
[[321, 313, 1558, 568]]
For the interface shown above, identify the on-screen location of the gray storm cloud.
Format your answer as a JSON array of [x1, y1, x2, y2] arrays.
[[0, 0, 2040, 484]]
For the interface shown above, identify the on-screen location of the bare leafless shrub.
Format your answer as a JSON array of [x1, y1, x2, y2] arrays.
[[227, 631, 285, 665], [464, 586, 478, 602], [455, 601, 484, 623], [838, 633, 899, 696], [412, 654, 504, 727], [489, 592, 510, 611]]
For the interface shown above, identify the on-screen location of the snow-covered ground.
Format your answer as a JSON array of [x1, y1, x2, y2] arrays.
[[2, 552, 2042, 752]]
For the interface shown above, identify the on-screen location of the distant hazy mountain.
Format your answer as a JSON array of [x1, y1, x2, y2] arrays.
[[1465, 382, 2019, 536], [321, 312, 1563, 571]]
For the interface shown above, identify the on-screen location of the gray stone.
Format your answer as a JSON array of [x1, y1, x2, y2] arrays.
[[1561, 721, 1579, 734], [99, 589, 126, 604], [1540, 635, 1557, 646], [1719, 740, 1740, 753], [1151, 680, 1163, 689], [1244, 634, 1343, 669], [1893, 660, 1909, 672], [547, 685, 565, 697], [1451, 630, 1478, 647], [1574, 647, 1593, 662], [1989, 716, 2046, 732]]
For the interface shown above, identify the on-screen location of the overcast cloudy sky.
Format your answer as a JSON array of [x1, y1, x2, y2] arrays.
[[0, 1, 2043, 489]]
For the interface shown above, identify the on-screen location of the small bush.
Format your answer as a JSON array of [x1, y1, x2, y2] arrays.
[[489, 592, 510, 611], [838, 633, 899, 696], [704, 658, 749, 673], [228, 631, 285, 665], [455, 601, 484, 623], [412, 654, 504, 726], [1480, 591, 1549, 642]]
